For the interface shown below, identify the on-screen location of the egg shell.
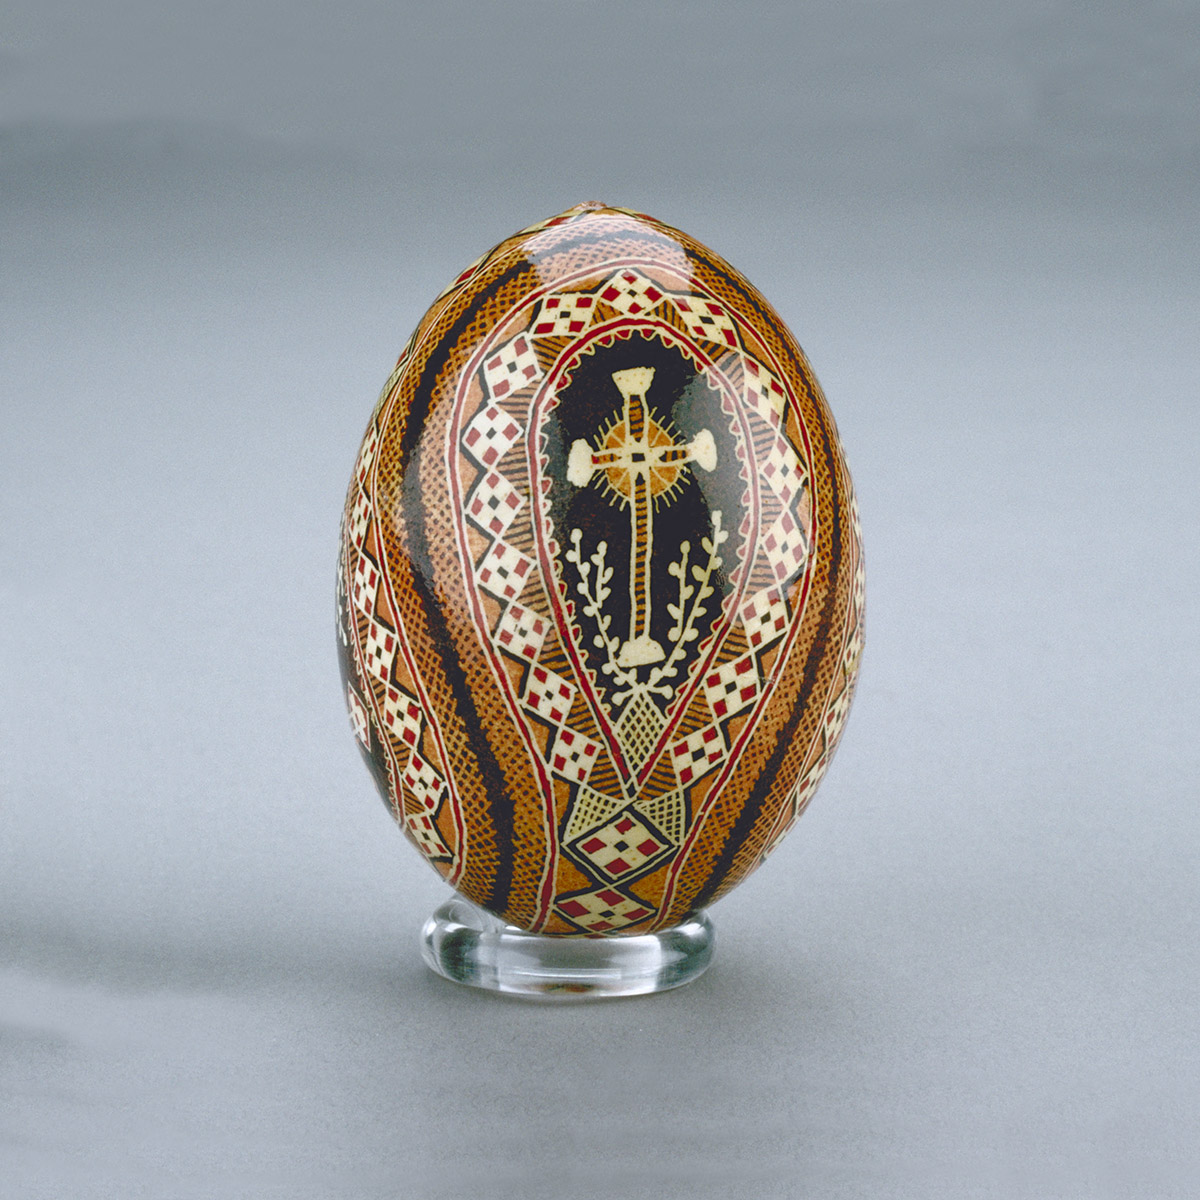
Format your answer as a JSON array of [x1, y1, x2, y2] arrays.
[[337, 203, 863, 935]]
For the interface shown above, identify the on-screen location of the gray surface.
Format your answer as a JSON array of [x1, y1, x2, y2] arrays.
[[3, 3, 1199, 1197]]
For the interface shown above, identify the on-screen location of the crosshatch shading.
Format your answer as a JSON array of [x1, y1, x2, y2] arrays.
[[337, 203, 864, 935]]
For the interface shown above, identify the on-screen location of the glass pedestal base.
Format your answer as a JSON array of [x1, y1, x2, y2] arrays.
[[420, 897, 714, 1000]]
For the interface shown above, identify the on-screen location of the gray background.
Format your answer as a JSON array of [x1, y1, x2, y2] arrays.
[[3, 3, 1198, 1196]]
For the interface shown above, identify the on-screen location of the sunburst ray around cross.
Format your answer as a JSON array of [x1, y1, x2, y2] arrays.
[[567, 367, 717, 669]]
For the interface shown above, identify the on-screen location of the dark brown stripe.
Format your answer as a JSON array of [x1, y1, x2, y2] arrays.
[[400, 260, 532, 912], [688, 264, 847, 909], [398, 223, 675, 912], [694, 487, 844, 904]]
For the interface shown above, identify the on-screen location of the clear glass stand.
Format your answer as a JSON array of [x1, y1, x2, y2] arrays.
[[420, 896, 715, 1000]]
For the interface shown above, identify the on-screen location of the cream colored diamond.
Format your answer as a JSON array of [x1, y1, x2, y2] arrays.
[[563, 785, 627, 844], [615, 689, 667, 767], [633, 788, 686, 845]]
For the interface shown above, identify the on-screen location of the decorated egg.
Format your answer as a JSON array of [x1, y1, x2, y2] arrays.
[[337, 203, 863, 937]]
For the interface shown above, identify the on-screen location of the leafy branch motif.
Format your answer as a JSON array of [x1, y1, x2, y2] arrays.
[[567, 510, 728, 706], [566, 528, 621, 667], [644, 509, 727, 699]]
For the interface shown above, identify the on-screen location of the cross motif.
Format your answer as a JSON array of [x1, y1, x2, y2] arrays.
[[566, 367, 717, 668]]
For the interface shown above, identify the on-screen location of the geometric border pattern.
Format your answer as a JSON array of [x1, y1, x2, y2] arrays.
[[338, 375, 461, 874]]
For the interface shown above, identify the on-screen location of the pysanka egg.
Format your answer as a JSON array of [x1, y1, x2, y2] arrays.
[[337, 203, 863, 935]]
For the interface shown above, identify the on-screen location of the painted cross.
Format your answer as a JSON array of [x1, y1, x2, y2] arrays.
[[567, 367, 717, 668]]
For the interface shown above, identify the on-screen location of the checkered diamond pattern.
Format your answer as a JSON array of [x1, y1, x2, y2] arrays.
[[351, 552, 381, 617], [476, 539, 534, 601], [786, 761, 824, 824], [401, 751, 446, 813], [740, 586, 789, 652], [555, 886, 653, 934], [571, 810, 669, 881], [760, 436, 807, 508], [824, 683, 853, 746], [467, 469, 523, 537], [348, 490, 371, 549], [851, 550, 865, 635], [362, 618, 398, 684], [531, 292, 597, 338], [463, 403, 523, 468], [672, 296, 739, 348], [482, 333, 543, 400], [763, 509, 810, 583], [523, 665, 577, 727], [380, 683, 423, 750], [405, 808, 450, 860], [703, 653, 761, 720], [493, 601, 548, 664], [671, 723, 727, 786], [743, 358, 787, 428], [845, 598, 864, 673], [346, 686, 369, 745], [598, 269, 666, 316], [549, 727, 600, 785], [354, 427, 379, 489]]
